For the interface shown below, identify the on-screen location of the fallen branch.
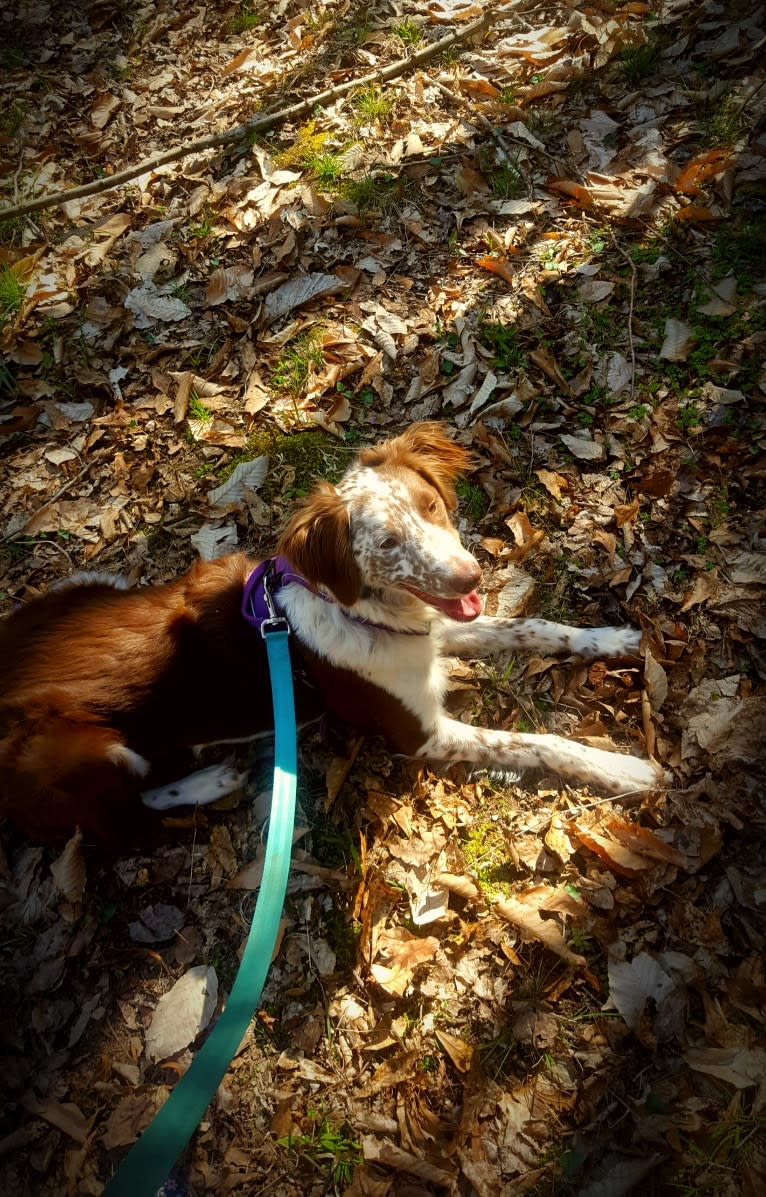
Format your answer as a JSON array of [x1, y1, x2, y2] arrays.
[[0, 3, 521, 222]]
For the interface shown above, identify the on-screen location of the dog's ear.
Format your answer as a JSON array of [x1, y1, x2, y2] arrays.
[[360, 422, 473, 510], [277, 482, 361, 607]]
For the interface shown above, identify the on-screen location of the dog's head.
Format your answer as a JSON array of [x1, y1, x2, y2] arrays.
[[277, 423, 482, 620]]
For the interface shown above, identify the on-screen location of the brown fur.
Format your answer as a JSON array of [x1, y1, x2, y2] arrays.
[[276, 482, 361, 606], [358, 422, 473, 510]]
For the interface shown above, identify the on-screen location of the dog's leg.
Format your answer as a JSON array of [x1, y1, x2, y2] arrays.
[[141, 761, 248, 811], [439, 616, 641, 660], [419, 716, 664, 794]]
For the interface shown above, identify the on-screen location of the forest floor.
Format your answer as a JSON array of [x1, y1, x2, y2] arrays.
[[1, 1, 765, 1195]]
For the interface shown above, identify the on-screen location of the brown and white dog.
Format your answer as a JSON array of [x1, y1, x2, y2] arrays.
[[0, 423, 664, 844]]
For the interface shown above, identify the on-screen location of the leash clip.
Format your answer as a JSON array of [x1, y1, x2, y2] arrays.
[[261, 563, 290, 639]]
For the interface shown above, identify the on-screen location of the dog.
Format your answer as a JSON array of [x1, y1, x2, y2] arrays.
[[0, 423, 664, 844]]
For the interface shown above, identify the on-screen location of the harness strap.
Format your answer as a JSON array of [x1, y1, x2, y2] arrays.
[[102, 626, 297, 1197], [243, 556, 430, 637]]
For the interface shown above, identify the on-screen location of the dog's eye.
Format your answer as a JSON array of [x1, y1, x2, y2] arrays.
[[380, 535, 400, 550], [428, 499, 440, 516]]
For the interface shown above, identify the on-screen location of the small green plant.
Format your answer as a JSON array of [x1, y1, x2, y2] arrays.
[[188, 392, 212, 422], [344, 173, 404, 214], [677, 401, 702, 432], [391, 18, 422, 45], [337, 16, 370, 47], [456, 479, 488, 522], [480, 1030, 519, 1081], [278, 1112, 363, 1190], [710, 486, 729, 516], [491, 159, 523, 200], [702, 92, 747, 146], [311, 151, 345, 187], [272, 331, 324, 395], [478, 321, 523, 371], [498, 85, 517, 106], [353, 86, 395, 124], [620, 39, 659, 84], [230, 3, 262, 32], [628, 404, 648, 419], [1, 101, 26, 136], [188, 209, 216, 239], [0, 266, 25, 318]]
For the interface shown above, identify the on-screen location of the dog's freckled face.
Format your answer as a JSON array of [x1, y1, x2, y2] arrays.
[[280, 424, 484, 622]]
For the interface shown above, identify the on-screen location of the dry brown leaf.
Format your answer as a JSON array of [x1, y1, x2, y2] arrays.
[[493, 894, 586, 967], [697, 274, 737, 317], [535, 468, 570, 501], [614, 498, 640, 527], [50, 828, 86, 904], [436, 872, 485, 907], [569, 824, 654, 875], [476, 254, 515, 285], [21, 1095, 89, 1143], [529, 345, 572, 394], [370, 927, 440, 996], [102, 1092, 164, 1150], [675, 205, 723, 223], [435, 1028, 477, 1073], [604, 818, 686, 869], [505, 511, 545, 561], [362, 1050, 421, 1095], [674, 149, 729, 195], [659, 318, 694, 362], [680, 569, 719, 611], [546, 178, 594, 209]]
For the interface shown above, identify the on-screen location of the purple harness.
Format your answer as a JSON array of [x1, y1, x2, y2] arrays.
[[241, 556, 429, 636]]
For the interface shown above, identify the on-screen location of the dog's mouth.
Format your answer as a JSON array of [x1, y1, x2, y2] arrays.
[[403, 585, 482, 621]]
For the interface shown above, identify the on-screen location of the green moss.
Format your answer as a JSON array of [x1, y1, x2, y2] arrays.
[[323, 901, 361, 970], [456, 479, 488, 522], [222, 426, 357, 503], [461, 815, 518, 898]]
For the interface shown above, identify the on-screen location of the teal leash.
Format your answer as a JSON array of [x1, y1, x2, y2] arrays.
[[103, 615, 297, 1197]]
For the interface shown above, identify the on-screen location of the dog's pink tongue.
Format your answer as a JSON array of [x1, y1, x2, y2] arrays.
[[434, 590, 482, 621]]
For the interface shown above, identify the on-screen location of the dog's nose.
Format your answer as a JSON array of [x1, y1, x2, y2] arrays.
[[452, 555, 482, 592]]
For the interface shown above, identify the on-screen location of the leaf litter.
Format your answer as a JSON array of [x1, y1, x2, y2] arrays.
[[1, 0, 766, 1195]]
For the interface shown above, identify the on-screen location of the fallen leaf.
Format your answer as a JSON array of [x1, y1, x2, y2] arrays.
[[262, 273, 346, 323], [207, 457, 268, 513], [145, 965, 219, 1062], [435, 1029, 477, 1073], [697, 274, 737, 317], [50, 828, 86, 904], [606, 951, 675, 1032], [476, 254, 516, 285], [659, 318, 694, 362], [674, 149, 729, 195], [493, 894, 586, 967], [685, 1047, 766, 1089]]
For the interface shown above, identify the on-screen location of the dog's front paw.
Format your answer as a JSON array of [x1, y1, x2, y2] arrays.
[[570, 625, 642, 659], [604, 754, 667, 795]]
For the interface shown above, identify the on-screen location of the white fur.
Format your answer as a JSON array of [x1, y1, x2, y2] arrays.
[[142, 762, 247, 810]]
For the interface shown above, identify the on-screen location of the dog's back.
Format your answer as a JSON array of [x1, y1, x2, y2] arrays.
[[0, 554, 274, 842]]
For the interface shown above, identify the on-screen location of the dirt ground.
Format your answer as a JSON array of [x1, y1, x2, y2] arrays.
[[1, 1, 765, 1194]]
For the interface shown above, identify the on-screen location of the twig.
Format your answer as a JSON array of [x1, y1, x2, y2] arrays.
[[4, 458, 93, 542], [610, 230, 638, 405], [0, 3, 522, 222]]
